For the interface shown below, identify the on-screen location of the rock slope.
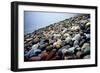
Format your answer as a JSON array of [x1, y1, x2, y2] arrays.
[[24, 14, 90, 61]]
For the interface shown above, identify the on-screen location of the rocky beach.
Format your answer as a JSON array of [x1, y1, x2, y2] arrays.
[[24, 14, 90, 62]]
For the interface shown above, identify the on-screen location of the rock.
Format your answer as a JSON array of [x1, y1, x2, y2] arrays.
[[79, 39, 85, 47], [33, 37, 40, 44], [34, 49, 41, 55], [75, 47, 81, 51], [25, 38, 33, 42], [39, 39, 45, 45], [61, 40, 66, 46], [29, 56, 41, 61], [73, 40, 79, 46], [62, 28, 67, 34], [46, 49, 57, 60], [25, 49, 41, 58], [58, 45, 71, 54], [45, 45, 53, 52], [53, 33, 61, 39], [38, 43, 46, 51], [31, 43, 39, 50], [72, 34, 81, 41], [61, 49, 68, 54], [57, 39, 62, 45], [53, 39, 62, 49], [63, 33, 70, 37], [85, 33, 90, 41], [39, 51, 49, 60], [83, 48, 90, 55], [51, 55, 62, 60], [55, 44, 61, 49], [65, 36, 72, 44], [49, 39, 55, 44], [71, 26, 80, 31], [67, 47, 76, 53], [81, 43, 90, 51], [76, 51, 82, 59], [86, 22, 90, 27]]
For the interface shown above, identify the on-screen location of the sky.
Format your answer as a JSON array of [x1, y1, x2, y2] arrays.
[[24, 11, 79, 34]]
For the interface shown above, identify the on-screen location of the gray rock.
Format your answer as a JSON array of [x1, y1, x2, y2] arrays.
[[72, 34, 81, 41]]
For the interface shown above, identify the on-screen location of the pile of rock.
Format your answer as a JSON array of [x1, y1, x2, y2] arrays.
[[24, 14, 90, 61]]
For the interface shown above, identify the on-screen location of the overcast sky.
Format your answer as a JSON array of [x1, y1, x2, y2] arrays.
[[24, 11, 79, 34]]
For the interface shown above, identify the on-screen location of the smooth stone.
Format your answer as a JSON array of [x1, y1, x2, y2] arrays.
[[72, 34, 81, 41], [79, 39, 85, 47], [65, 36, 72, 44], [73, 40, 79, 46], [25, 49, 41, 58], [63, 33, 70, 37], [62, 28, 67, 34], [40, 51, 49, 60], [31, 43, 39, 50], [71, 26, 80, 31], [76, 51, 82, 58], [68, 47, 76, 53], [53, 33, 61, 39], [81, 43, 90, 51], [29, 56, 41, 61], [33, 37, 40, 44], [38, 43, 46, 51]]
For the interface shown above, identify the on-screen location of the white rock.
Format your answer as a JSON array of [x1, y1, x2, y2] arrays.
[[62, 28, 67, 34], [32, 43, 39, 50], [63, 33, 70, 37], [71, 26, 80, 31], [81, 43, 90, 51], [53, 33, 61, 39], [65, 36, 72, 43]]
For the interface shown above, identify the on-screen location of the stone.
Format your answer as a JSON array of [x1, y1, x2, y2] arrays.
[[33, 37, 40, 44], [49, 39, 55, 44], [73, 40, 79, 46], [46, 49, 57, 60], [63, 33, 70, 37], [76, 51, 82, 59], [72, 34, 81, 41], [79, 39, 85, 47], [61, 40, 66, 46], [25, 49, 41, 58], [86, 22, 90, 27], [29, 56, 41, 61], [62, 28, 67, 34], [65, 36, 72, 44], [31, 43, 39, 50], [53, 40, 62, 48], [81, 43, 90, 51], [39, 51, 49, 60], [71, 26, 80, 31], [85, 33, 90, 41], [83, 48, 90, 55], [67, 47, 76, 53], [53, 33, 61, 39]]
